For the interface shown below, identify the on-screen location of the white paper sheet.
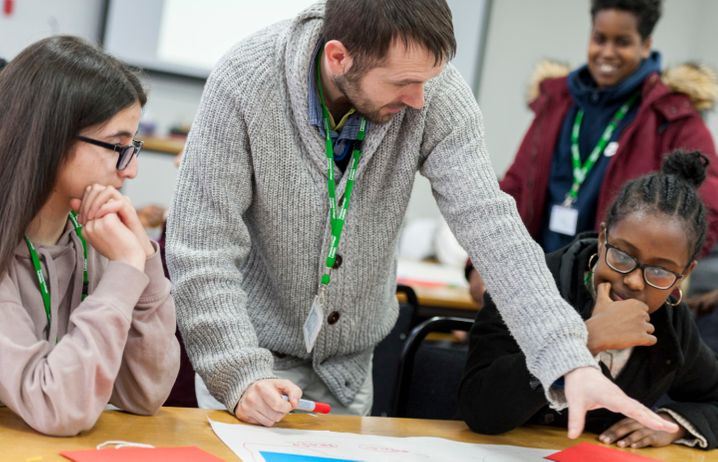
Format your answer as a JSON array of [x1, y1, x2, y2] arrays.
[[209, 419, 556, 462]]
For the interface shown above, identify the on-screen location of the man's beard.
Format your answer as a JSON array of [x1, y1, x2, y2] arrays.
[[333, 74, 404, 125]]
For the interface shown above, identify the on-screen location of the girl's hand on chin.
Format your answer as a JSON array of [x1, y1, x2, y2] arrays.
[[81, 212, 146, 271], [71, 184, 154, 257], [585, 282, 657, 354]]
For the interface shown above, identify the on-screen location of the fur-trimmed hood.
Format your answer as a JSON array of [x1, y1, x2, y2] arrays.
[[527, 59, 718, 111]]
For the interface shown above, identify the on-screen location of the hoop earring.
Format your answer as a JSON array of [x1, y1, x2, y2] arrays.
[[668, 288, 683, 307], [587, 253, 598, 271]]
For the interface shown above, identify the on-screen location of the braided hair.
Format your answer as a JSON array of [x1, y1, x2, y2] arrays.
[[605, 149, 709, 260]]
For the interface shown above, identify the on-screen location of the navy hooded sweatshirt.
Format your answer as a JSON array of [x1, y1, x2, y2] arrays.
[[541, 51, 662, 252]]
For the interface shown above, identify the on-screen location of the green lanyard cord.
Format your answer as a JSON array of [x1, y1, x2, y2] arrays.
[[67, 211, 89, 299], [565, 92, 640, 205], [315, 48, 367, 287], [24, 211, 89, 331]]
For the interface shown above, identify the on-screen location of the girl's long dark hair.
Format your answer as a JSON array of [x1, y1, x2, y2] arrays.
[[0, 36, 147, 276]]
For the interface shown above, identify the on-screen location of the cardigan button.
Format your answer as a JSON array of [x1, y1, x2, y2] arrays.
[[332, 254, 343, 269], [327, 311, 341, 325]]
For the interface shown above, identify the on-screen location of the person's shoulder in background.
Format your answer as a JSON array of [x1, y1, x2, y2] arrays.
[[526, 59, 570, 107], [661, 62, 718, 113]]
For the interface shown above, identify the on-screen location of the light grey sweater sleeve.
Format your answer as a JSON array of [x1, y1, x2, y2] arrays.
[[166, 59, 277, 412], [420, 66, 598, 407]]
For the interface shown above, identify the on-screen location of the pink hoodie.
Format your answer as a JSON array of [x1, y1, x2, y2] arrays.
[[0, 223, 180, 435]]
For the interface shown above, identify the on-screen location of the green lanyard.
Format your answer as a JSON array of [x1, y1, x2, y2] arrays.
[[316, 49, 367, 287], [565, 93, 639, 206], [24, 211, 88, 330]]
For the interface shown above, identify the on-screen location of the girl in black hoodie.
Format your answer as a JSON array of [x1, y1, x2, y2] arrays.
[[460, 150, 718, 450]]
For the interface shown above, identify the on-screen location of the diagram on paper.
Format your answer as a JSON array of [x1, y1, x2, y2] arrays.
[[209, 419, 555, 462]]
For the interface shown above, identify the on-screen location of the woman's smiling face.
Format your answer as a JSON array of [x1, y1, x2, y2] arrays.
[[587, 9, 652, 88]]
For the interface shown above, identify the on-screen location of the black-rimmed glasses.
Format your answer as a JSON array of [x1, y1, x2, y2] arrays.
[[77, 135, 143, 170], [604, 232, 686, 290]]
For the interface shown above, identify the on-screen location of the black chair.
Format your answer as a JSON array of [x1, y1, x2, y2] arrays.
[[393, 316, 473, 419], [370, 284, 420, 416]]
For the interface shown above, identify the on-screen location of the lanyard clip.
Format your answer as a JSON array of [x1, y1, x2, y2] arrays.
[[561, 195, 576, 208], [317, 281, 329, 304], [319, 268, 332, 290]]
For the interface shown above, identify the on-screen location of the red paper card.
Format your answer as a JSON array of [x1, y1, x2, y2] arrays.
[[546, 442, 661, 462], [60, 446, 224, 462]]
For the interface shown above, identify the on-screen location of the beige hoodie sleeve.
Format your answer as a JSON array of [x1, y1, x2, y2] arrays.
[[109, 243, 180, 414], [0, 244, 178, 436]]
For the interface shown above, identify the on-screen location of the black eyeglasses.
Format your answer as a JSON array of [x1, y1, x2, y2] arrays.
[[604, 232, 686, 290], [77, 135, 143, 171]]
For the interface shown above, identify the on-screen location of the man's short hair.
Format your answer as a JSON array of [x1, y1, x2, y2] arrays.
[[321, 0, 456, 75], [591, 0, 662, 39]]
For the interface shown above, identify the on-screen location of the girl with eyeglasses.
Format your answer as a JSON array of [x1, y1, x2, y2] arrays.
[[459, 149, 718, 449], [0, 36, 179, 435]]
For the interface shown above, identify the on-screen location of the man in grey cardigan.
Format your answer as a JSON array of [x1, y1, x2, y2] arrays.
[[167, 0, 677, 437]]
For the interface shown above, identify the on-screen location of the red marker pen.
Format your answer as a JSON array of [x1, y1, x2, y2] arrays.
[[282, 395, 331, 414]]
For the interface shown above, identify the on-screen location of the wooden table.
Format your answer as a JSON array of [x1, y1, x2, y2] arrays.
[[1, 407, 712, 461], [397, 259, 480, 317], [397, 284, 479, 319], [397, 283, 478, 310]]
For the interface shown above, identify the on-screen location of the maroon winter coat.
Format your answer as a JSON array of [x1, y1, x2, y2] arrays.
[[500, 72, 718, 255]]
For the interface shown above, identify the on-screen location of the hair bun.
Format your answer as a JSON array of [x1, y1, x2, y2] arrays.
[[661, 149, 709, 188]]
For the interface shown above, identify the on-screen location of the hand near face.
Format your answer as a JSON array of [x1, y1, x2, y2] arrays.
[[70, 184, 154, 257], [585, 282, 657, 355], [686, 289, 718, 316], [468, 268, 486, 308], [599, 413, 686, 449], [234, 379, 303, 426], [78, 212, 146, 271]]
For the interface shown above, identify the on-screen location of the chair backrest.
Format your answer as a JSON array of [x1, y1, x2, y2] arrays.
[[393, 316, 473, 419], [370, 285, 419, 416]]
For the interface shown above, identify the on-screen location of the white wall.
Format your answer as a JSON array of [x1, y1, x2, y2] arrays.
[[694, 0, 718, 142], [0, 0, 102, 56]]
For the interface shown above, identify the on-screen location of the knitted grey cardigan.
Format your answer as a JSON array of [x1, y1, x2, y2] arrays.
[[166, 3, 596, 411]]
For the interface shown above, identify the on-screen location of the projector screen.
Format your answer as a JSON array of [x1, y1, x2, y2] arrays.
[[103, 0, 316, 78]]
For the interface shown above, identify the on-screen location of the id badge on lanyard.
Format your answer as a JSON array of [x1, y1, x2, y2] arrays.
[[549, 204, 579, 236], [304, 286, 327, 353]]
